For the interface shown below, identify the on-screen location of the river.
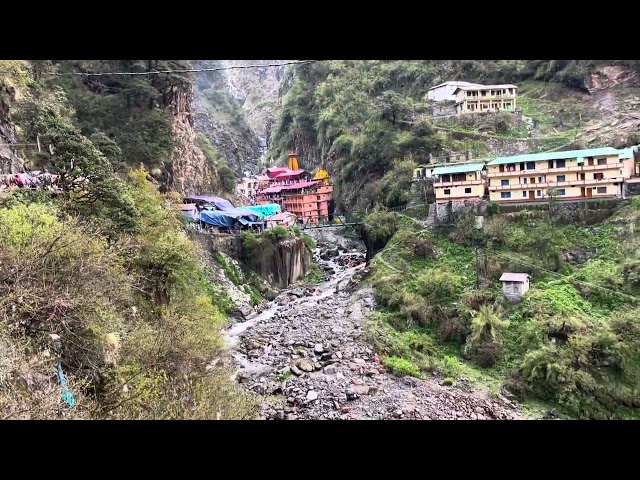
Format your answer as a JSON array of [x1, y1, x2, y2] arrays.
[[222, 231, 526, 420]]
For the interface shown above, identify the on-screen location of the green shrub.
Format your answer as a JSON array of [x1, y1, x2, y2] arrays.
[[383, 356, 424, 378]]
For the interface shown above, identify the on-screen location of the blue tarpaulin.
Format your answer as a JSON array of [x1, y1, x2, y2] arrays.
[[199, 210, 238, 228], [185, 195, 235, 211], [242, 203, 281, 217]]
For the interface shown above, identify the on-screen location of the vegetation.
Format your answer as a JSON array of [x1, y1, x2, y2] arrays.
[[269, 60, 640, 213], [0, 61, 257, 419], [366, 204, 640, 419]]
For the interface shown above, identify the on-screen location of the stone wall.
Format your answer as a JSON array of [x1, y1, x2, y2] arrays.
[[190, 231, 242, 258], [625, 181, 640, 198], [425, 100, 457, 118], [494, 198, 624, 226], [432, 200, 487, 224]]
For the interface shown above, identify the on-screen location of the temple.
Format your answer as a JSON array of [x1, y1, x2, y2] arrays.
[[255, 152, 334, 224]]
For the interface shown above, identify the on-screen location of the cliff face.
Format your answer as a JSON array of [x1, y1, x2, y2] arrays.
[[0, 80, 23, 174], [192, 60, 286, 175], [168, 87, 213, 194], [245, 237, 311, 289]]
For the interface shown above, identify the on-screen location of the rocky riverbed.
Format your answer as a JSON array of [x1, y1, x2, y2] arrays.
[[223, 232, 528, 420]]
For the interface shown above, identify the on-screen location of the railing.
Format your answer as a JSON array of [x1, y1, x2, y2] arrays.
[[487, 163, 621, 177], [433, 179, 483, 186], [489, 177, 625, 191]]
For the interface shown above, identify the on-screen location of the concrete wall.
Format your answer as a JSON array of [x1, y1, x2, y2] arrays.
[[489, 184, 622, 202], [427, 85, 457, 102], [435, 183, 484, 202], [426, 100, 458, 118]]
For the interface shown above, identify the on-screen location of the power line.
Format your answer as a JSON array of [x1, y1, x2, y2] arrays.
[[48, 60, 319, 77]]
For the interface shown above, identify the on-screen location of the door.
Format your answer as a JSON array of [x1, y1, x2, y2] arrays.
[[588, 158, 594, 166], [529, 190, 535, 200], [581, 187, 586, 197], [530, 177, 536, 184], [586, 188, 593, 198]]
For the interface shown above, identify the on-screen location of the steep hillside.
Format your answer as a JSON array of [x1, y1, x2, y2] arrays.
[[0, 61, 257, 419], [364, 202, 640, 419], [192, 60, 286, 177], [268, 60, 640, 212]]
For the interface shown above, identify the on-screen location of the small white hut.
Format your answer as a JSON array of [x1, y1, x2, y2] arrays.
[[499, 272, 531, 302]]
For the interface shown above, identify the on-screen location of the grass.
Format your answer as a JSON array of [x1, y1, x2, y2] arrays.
[[365, 202, 640, 419]]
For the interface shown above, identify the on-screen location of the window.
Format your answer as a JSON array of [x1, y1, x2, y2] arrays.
[[526, 162, 536, 170], [536, 190, 542, 197], [557, 175, 566, 182], [501, 192, 511, 199], [597, 158, 607, 165], [444, 189, 451, 195], [538, 177, 543, 183], [464, 187, 472, 194], [556, 160, 566, 168], [523, 178, 527, 184], [557, 189, 566, 195], [597, 186, 607, 194], [594, 173, 604, 180], [501, 179, 509, 186], [522, 191, 527, 198]]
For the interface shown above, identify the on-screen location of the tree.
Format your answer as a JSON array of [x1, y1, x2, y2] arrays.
[[546, 187, 560, 220]]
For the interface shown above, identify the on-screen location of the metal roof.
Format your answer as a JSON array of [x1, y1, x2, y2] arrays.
[[500, 273, 530, 282], [486, 147, 622, 166], [618, 147, 637, 159], [428, 81, 485, 91], [431, 163, 486, 175], [453, 84, 518, 91]]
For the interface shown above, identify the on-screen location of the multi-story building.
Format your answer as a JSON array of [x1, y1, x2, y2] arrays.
[[452, 84, 518, 114], [431, 162, 487, 203], [486, 147, 635, 203], [236, 176, 259, 199], [255, 153, 334, 224]]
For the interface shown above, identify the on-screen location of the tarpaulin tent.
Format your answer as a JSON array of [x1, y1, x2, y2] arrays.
[[179, 203, 198, 221], [199, 210, 238, 228], [185, 195, 235, 211], [243, 203, 281, 217]]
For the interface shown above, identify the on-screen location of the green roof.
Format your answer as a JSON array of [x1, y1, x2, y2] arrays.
[[486, 147, 622, 166], [431, 163, 486, 175], [618, 147, 637, 159]]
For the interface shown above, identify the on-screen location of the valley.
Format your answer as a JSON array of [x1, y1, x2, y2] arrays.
[[1, 59, 640, 420]]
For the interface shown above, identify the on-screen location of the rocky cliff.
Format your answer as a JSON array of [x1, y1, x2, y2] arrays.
[[0, 78, 23, 174], [167, 83, 216, 194], [192, 60, 286, 175]]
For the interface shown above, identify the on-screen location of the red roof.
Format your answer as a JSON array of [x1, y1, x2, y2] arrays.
[[274, 169, 306, 179], [260, 180, 320, 194]]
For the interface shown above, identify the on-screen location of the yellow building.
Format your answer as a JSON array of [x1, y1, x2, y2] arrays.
[[452, 84, 518, 114], [486, 147, 635, 203], [431, 163, 486, 203]]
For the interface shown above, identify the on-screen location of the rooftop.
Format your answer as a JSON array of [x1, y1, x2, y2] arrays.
[[428, 81, 485, 91], [486, 147, 623, 166], [500, 273, 530, 282], [453, 84, 518, 92], [431, 162, 487, 176]]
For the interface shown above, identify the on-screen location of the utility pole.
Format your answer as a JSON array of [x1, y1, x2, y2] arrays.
[[475, 244, 480, 289]]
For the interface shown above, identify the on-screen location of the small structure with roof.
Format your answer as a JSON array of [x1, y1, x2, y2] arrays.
[[499, 272, 531, 302]]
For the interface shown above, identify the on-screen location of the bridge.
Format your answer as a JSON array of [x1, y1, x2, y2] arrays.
[[300, 213, 363, 229], [299, 204, 425, 229]]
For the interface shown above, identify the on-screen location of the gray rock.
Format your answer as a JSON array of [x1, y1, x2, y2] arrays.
[[306, 390, 318, 401], [290, 288, 304, 298], [290, 366, 304, 376], [351, 384, 370, 395], [297, 359, 314, 372], [314, 343, 324, 354], [324, 365, 338, 375]]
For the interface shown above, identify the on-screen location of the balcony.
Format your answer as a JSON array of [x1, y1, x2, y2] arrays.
[[433, 179, 483, 187], [465, 93, 516, 102], [487, 163, 621, 177], [488, 177, 625, 191]]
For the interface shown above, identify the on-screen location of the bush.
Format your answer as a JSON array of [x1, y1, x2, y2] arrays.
[[383, 356, 424, 378]]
